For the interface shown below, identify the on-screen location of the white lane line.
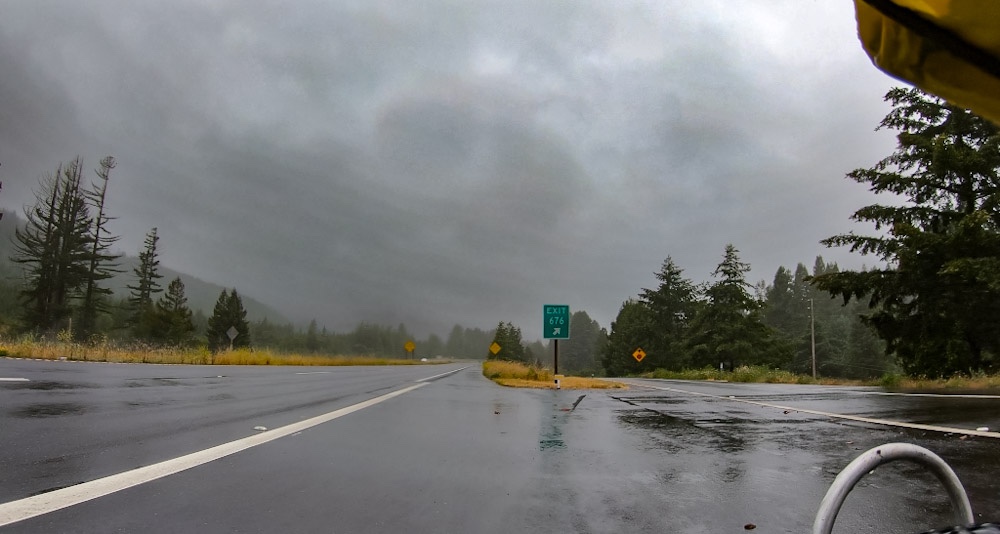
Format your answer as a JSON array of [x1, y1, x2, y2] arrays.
[[864, 391, 1000, 399], [416, 365, 471, 382], [0, 382, 428, 528], [0, 378, 29, 382], [626, 380, 1000, 439], [294, 371, 332, 375]]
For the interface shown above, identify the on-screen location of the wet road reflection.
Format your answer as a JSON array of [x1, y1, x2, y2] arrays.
[[612, 380, 1000, 532]]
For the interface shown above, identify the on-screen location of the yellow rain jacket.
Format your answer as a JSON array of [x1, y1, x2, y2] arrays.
[[856, 0, 1000, 122]]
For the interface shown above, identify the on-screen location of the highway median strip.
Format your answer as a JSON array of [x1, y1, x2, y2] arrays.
[[482, 360, 627, 390]]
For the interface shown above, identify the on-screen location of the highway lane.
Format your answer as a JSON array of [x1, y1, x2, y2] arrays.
[[0, 358, 468, 503], [3, 363, 1000, 532]]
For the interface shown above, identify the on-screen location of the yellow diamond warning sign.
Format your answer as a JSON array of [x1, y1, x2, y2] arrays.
[[633, 348, 646, 362], [489, 342, 501, 355]]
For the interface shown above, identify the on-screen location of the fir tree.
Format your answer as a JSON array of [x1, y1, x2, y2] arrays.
[[638, 256, 700, 370], [153, 277, 195, 345], [206, 288, 251, 352], [128, 228, 163, 339], [815, 87, 1000, 376], [77, 156, 122, 340], [686, 244, 783, 370], [12, 158, 92, 333]]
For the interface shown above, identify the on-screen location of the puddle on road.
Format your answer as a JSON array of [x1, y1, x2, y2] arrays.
[[124, 376, 226, 388], [125, 377, 183, 387], [539, 437, 565, 449], [615, 401, 748, 454], [125, 400, 171, 409], [11, 402, 87, 418]]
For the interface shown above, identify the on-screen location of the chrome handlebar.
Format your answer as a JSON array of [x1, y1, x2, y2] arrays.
[[813, 443, 975, 534]]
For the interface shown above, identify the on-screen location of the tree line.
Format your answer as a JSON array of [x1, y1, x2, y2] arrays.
[[494, 88, 1000, 380], [6, 155, 256, 350], [251, 320, 495, 359], [599, 248, 891, 378], [5, 156, 496, 357]]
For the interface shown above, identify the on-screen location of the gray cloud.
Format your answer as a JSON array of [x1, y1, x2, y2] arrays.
[[1, 1, 901, 339]]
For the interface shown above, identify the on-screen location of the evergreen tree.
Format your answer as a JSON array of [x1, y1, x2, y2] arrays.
[[77, 156, 121, 340], [601, 299, 654, 377], [488, 321, 526, 362], [763, 263, 813, 373], [206, 290, 229, 352], [424, 333, 444, 357], [445, 324, 465, 358], [559, 310, 604, 375], [815, 87, 1000, 376], [12, 158, 92, 333], [763, 266, 798, 336], [638, 256, 700, 370], [128, 227, 163, 337], [305, 319, 319, 353], [206, 289, 251, 352], [152, 277, 195, 345], [686, 244, 784, 370]]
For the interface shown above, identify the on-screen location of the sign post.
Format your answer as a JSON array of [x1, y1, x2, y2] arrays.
[[543, 305, 570, 389], [226, 326, 239, 351], [404, 340, 416, 359]]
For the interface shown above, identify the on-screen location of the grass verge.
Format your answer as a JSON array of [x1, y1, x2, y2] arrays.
[[482, 360, 627, 389], [644, 365, 870, 386], [646, 366, 1000, 393], [878, 372, 1000, 393], [0, 337, 446, 366]]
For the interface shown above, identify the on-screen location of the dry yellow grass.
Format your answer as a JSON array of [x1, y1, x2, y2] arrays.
[[494, 376, 626, 389], [483, 360, 627, 389], [0, 338, 445, 366], [482, 359, 552, 381]]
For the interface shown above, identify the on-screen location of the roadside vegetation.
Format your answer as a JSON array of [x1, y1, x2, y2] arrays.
[[644, 366, 869, 386], [482, 360, 626, 389], [0, 336, 445, 366], [641, 366, 1000, 393], [877, 372, 1000, 393]]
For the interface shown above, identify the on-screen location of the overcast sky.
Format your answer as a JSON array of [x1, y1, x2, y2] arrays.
[[0, 1, 902, 340]]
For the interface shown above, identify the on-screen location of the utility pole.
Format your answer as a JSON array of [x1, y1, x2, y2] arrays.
[[810, 298, 817, 379]]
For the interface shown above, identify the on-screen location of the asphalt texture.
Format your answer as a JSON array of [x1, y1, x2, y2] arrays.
[[2, 359, 1000, 533]]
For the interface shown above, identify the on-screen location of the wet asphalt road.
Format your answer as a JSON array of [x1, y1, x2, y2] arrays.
[[1, 360, 999, 533]]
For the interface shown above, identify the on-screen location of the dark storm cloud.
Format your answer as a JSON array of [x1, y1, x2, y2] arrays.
[[0, 1, 899, 338]]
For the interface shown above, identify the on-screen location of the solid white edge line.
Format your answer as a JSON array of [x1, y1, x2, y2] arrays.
[[865, 391, 1000, 399], [294, 371, 332, 375], [0, 382, 428, 528], [416, 365, 471, 382], [0, 378, 29, 382], [625, 380, 1000, 439]]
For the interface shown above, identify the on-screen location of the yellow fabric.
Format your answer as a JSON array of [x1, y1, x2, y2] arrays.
[[855, 0, 1000, 123]]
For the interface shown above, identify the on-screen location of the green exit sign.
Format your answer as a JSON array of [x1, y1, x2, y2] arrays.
[[543, 305, 570, 339]]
